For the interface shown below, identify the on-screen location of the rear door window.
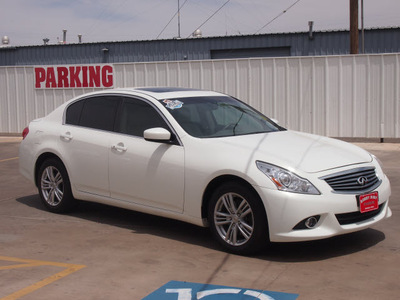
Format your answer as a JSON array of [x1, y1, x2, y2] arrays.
[[66, 96, 120, 131]]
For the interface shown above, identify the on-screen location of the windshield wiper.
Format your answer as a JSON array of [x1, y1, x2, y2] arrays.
[[233, 112, 244, 135]]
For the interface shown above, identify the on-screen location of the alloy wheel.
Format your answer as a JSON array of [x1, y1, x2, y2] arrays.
[[213, 192, 254, 246], [40, 166, 64, 206]]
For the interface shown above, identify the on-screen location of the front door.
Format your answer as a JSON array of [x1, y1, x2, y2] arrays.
[[108, 97, 185, 212]]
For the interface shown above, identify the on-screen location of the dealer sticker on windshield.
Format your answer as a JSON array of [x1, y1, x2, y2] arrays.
[[163, 99, 183, 110], [358, 191, 379, 213]]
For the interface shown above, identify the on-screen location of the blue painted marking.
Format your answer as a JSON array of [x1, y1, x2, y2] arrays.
[[143, 280, 298, 300]]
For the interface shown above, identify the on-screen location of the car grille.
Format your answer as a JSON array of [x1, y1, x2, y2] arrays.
[[322, 167, 381, 193], [335, 203, 384, 225]]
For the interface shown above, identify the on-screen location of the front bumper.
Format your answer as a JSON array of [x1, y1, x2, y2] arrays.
[[255, 172, 391, 243]]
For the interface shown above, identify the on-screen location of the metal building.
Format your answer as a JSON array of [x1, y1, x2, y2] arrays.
[[1, 54, 399, 138], [1, 27, 399, 66], [1, 28, 399, 138]]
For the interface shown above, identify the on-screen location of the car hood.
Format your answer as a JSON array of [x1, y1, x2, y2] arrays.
[[210, 130, 372, 173]]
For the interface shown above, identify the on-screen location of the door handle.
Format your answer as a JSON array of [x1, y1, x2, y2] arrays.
[[60, 132, 73, 141], [111, 143, 127, 152]]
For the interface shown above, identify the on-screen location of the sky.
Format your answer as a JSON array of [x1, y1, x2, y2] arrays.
[[1, 0, 399, 46]]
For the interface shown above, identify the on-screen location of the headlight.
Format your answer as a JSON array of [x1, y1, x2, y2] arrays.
[[256, 161, 320, 195]]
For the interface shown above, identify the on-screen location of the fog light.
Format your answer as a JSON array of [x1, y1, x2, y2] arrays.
[[305, 216, 318, 229], [293, 215, 320, 230]]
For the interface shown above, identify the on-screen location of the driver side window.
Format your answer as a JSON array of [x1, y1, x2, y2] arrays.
[[117, 97, 169, 137]]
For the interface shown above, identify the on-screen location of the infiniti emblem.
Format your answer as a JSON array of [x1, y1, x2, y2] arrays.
[[357, 176, 368, 186]]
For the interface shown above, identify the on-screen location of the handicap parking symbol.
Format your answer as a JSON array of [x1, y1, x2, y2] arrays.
[[143, 281, 298, 300]]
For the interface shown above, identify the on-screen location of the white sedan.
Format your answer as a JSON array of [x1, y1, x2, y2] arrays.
[[19, 87, 392, 254]]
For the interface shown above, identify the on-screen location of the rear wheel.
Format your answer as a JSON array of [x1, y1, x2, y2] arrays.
[[208, 182, 269, 255], [37, 158, 76, 213]]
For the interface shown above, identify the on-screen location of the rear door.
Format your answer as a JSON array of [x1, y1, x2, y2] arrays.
[[60, 95, 120, 197]]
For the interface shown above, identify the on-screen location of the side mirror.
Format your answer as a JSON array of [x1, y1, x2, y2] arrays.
[[144, 127, 171, 142]]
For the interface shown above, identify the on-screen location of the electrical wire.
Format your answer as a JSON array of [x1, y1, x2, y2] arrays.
[[156, 0, 189, 39], [85, 0, 130, 39], [186, 0, 232, 38], [255, 0, 301, 34]]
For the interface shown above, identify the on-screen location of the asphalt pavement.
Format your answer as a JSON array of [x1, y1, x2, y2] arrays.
[[0, 137, 399, 300]]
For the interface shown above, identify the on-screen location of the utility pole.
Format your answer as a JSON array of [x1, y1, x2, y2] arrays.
[[350, 0, 359, 54], [178, 0, 181, 38], [361, 0, 365, 53]]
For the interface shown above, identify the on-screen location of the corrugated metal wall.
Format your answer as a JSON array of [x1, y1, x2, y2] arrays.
[[1, 53, 399, 138]]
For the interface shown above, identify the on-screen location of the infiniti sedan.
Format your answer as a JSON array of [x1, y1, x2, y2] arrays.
[[19, 87, 392, 254]]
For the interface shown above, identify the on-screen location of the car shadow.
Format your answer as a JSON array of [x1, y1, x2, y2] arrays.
[[16, 194, 385, 262], [16, 194, 216, 250]]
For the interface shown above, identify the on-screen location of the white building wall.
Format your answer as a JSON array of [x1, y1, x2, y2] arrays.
[[1, 54, 399, 138]]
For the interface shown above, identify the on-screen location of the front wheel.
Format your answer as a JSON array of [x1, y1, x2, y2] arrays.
[[37, 158, 76, 213], [208, 182, 269, 255]]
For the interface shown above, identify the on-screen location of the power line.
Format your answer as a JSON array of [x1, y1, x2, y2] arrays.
[[156, 0, 189, 39], [187, 0, 232, 38], [85, 0, 130, 39], [255, 0, 301, 34]]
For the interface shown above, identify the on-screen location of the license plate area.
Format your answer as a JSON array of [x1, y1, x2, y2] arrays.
[[357, 191, 379, 213]]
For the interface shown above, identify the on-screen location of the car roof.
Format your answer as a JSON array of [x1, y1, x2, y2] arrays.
[[59, 87, 227, 111], [114, 87, 225, 100]]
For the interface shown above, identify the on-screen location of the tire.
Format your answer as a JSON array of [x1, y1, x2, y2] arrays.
[[37, 158, 76, 213], [208, 182, 269, 255]]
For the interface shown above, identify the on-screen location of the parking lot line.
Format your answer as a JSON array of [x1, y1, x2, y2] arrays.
[[0, 157, 18, 163], [0, 256, 85, 300]]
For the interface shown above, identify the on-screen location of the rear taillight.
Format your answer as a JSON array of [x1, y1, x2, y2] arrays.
[[22, 126, 29, 140]]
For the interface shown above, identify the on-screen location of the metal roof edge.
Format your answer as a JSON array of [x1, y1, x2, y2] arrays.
[[5, 26, 400, 49]]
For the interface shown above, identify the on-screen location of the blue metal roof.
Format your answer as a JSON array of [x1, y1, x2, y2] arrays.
[[1, 27, 399, 66]]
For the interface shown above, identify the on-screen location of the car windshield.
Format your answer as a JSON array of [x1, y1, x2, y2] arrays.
[[160, 96, 283, 138]]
